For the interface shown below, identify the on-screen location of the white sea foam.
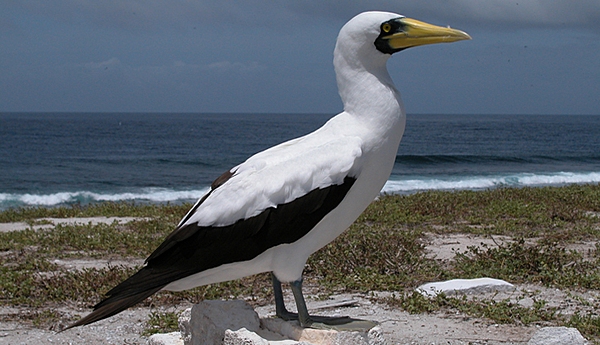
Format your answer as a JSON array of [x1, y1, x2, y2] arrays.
[[0, 188, 210, 208], [382, 171, 600, 194], [1, 171, 599, 209]]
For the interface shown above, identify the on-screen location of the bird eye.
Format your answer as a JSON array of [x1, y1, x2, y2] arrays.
[[382, 23, 392, 33]]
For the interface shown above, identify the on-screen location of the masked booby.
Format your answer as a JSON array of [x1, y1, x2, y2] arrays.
[[66, 11, 470, 330]]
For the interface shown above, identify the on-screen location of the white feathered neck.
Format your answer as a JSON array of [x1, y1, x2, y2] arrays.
[[333, 11, 405, 145]]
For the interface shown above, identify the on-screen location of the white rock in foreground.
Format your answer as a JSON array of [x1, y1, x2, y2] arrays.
[[417, 278, 514, 297], [527, 326, 588, 345], [175, 300, 385, 345], [223, 328, 269, 345], [148, 331, 184, 345]]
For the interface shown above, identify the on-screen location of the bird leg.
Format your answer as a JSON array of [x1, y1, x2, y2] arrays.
[[272, 273, 298, 321], [271, 273, 322, 326], [289, 278, 315, 327], [271, 273, 378, 331]]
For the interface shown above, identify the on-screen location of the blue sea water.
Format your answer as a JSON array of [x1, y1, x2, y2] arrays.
[[1, 113, 599, 209]]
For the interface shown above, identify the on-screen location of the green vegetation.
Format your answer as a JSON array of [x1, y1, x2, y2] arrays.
[[143, 311, 181, 336], [453, 239, 600, 289], [0, 202, 186, 223], [1, 184, 599, 339], [387, 291, 558, 326]]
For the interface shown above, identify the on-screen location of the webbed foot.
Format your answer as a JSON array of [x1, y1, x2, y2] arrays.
[[271, 273, 378, 331]]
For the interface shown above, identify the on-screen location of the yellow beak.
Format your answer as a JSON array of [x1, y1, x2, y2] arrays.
[[385, 18, 471, 50]]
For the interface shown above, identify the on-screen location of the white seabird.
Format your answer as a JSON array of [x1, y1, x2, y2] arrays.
[[67, 11, 470, 330]]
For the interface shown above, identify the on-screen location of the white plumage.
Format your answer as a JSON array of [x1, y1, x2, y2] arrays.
[[67, 11, 470, 331], [167, 12, 408, 289]]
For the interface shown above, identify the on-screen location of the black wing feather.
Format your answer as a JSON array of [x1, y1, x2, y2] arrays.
[[146, 169, 236, 262]]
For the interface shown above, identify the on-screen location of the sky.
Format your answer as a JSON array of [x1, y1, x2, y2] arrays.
[[1, 1, 599, 115]]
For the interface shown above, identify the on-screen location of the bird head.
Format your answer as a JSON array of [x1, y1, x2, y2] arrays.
[[335, 11, 471, 66], [333, 12, 471, 119]]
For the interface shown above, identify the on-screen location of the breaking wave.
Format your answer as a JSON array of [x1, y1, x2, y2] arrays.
[[382, 171, 600, 194], [2, 172, 599, 209], [0, 188, 209, 209]]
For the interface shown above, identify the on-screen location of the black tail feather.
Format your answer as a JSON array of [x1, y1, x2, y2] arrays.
[[62, 285, 165, 331]]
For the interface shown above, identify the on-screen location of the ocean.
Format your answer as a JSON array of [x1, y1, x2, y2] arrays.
[[1, 113, 599, 210]]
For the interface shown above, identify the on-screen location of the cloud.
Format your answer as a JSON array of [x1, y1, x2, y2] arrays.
[[284, 1, 600, 31], [2, 1, 598, 114], [0, 56, 274, 112], [434, 0, 600, 29], [83, 57, 122, 70], [5, 1, 600, 33], [4, 1, 298, 32], [203, 61, 266, 73], [75, 58, 267, 84]]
